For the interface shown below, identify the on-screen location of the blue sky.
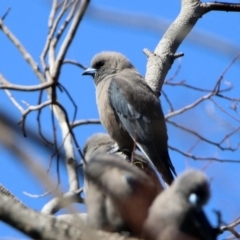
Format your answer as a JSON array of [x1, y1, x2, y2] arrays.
[[0, 0, 240, 238]]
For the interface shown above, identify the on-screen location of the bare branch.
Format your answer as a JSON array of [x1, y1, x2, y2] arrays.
[[144, 0, 240, 94], [53, 0, 90, 78], [164, 80, 218, 93], [87, 4, 240, 60], [144, 0, 206, 94], [48, 0, 58, 30], [201, 2, 240, 12], [1, 7, 11, 20], [167, 119, 239, 151], [0, 193, 85, 240], [23, 190, 53, 198], [169, 145, 240, 163], [41, 188, 84, 215], [53, 1, 79, 47], [63, 59, 87, 69], [0, 73, 54, 91], [41, 0, 73, 71], [165, 92, 213, 119], [4, 89, 24, 113], [161, 90, 174, 112], [19, 100, 52, 137], [210, 99, 240, 124], [71, 119, 101, 128], [0, 184, 26, 207], [0, 20, 47, 84], [220, 217, 240, 239]]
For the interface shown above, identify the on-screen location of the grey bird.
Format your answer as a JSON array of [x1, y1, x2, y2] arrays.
[[83, 133, 164, 192], [83, 134, 126, 232], [82, 52, 176, 185], [83, 134, 162, 232], [143, 170, 218, 240], [84, 153, 159, 237]]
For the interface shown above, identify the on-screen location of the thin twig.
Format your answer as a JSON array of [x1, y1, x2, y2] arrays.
[[53, 0, 90, 78], [63, 59, 87, 69], [167, 119, 239, 151], [169, 145, 240, 163], [71, 119, 101, 128], [0, 73, 54, 91], [0, 20, 47, 84], [19, 100, 52, 137]]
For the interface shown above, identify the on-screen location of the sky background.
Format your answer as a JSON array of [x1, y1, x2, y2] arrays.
[[0, 0, 240, 238]]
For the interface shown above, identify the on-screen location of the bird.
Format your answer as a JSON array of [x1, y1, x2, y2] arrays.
[[83, 134, 127, 232], [142, 170, 218, 240], [83, 133, 164, 192], [83, 133, 163, 233], [82, 51, 176, 185], [84, 153, 159, 237]]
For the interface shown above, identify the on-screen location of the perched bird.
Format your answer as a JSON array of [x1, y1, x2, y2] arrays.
[[84, 153, 159, 237], [82, 52, 176, 185], [84, 177, 127, 232], [143, 170, 218, 240], [83, 133, 162, 232], [83, 134, 126, 232], [83, 133, 163, 192]]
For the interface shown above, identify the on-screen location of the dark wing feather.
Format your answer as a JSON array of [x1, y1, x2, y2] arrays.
[[108, 76, 157, 143], [108, 74, 176, 184], [182, 210, 218, 240]]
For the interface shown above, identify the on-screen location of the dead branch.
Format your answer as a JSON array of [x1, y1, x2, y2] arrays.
[[71, 119, 101, 128], [169, 146, 240, 163], [41, 188, 84, 215], [167, 120, 239, 152], [0, 73, 54, 91]]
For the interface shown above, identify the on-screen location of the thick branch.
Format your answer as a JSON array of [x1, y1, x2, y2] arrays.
[[0, 193, 86, 240], [0, 192, 138, 240], [144, 0, 240, 95], [145, 0, 205, 94]]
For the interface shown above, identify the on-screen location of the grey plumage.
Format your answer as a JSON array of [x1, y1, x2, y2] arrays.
[[143, 170, 218, 240], [83, 134, 125, 232], [83, 133, 114, 162], [83, 133, 164, 192], [83, 133, 163, 233], [82, 52, 176, 185], [84, 153, 159, 237]]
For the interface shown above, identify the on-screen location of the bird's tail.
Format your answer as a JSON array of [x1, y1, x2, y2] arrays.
[[136, 142, 176, 185]]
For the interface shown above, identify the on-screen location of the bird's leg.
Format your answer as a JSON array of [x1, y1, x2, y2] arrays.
[[108, 143, 132, 161]]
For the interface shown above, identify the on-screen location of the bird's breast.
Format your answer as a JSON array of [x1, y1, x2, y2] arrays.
[[96, 79, 133, 149]]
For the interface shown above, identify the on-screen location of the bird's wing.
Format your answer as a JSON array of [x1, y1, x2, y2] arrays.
[[183, 210, 218, 240], [108, 75, 157, 144], [108, 75, 176, 183]]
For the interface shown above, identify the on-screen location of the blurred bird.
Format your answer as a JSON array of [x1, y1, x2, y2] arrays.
[[83, 134, 125, 232], [83, 133, 163, 192], [82, 52, 176, 185], [84, 153, 159, 237], [143, 170, 218, 240]]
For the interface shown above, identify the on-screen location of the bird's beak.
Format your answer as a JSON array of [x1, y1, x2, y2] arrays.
[[82, 67, 97, 76]]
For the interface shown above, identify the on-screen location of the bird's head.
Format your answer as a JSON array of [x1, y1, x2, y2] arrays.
[[82, 52, 134, 84], [83, 133, 114, 163], [173, 170, 210, 209]]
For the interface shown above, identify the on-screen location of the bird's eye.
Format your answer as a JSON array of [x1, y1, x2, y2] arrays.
[[95, 61, 105, 69], [188, 193, 198, 206]]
